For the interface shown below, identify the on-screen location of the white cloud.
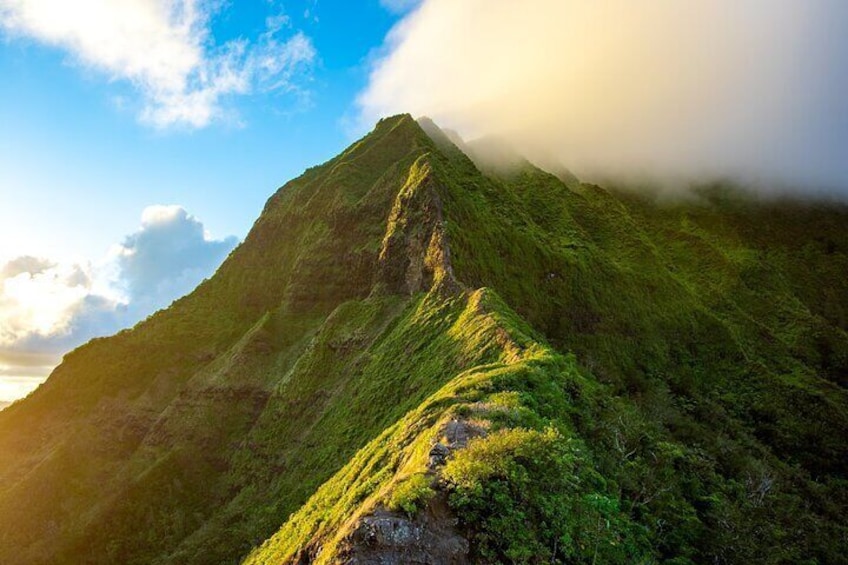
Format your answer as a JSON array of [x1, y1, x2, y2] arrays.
[[0, 0, 316, 128], [0, 257, 113, 346], [113, 204, 238, 312], [0, 205, 238, 399], [360, 0, 848, 192]]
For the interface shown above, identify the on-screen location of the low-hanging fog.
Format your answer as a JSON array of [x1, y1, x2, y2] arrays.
[[359, 0, 848, 194]]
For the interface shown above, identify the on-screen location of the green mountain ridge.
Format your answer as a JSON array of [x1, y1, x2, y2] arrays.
[[0, 114, 846, 564]]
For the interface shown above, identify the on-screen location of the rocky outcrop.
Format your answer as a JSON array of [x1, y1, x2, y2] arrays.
[[375, 158, 459, 297], [338, 497, 468, 565], [328, 417, 487, 565]]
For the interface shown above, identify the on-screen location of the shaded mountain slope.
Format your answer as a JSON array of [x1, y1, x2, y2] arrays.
[[0, 115, 846, 564]]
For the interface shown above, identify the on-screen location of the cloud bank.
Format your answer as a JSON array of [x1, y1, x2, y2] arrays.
[[0, 0, 316, 128], [360, 0, 848, 191], [0, 205, 237, 395]]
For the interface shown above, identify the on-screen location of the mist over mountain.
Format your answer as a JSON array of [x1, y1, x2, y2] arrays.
[[360, 0, 848, 193], [0, 116, 846, 564]]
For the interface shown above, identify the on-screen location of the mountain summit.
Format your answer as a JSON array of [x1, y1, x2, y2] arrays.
[[0, 115, 846, 564]]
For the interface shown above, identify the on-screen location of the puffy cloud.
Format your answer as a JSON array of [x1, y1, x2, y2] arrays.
[[0, 255, 124, 402], [113, 204, 238, 313], [0, 205, 237, 399], [1, 256, 54, 278], [359, 0, 848, 192], [0, 0, 316, 128], [0, 257, 108, 346]]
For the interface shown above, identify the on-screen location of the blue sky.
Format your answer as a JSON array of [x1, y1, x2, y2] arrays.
[[0, 0, 415, 401], [1, 0, 846, 403], [1, 0, 404, 263]]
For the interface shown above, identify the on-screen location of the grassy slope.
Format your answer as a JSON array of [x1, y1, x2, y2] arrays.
[[245, 288, 593, 564], [431, 136, 848, 562], [250, 122, 848, 563], [0, 115, 845, 564]]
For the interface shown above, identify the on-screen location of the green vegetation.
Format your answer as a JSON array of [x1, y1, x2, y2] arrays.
[[0, 114, 845, 564], [388, 473, 434, 516]]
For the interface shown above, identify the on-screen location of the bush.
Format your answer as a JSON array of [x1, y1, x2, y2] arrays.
[[387, 473, 436, 516], [442, 426, 651, 563]]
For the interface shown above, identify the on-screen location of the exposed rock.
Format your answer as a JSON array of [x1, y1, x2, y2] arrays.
[[427, 443, 450, 469], [428, 418, 487, 471], [375, 163, 460, 297], [441, 418, 487, 450], [339, 497, 468, 565]]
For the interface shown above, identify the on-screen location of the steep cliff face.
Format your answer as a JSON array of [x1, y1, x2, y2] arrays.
[[0, 115, 846, 564]]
